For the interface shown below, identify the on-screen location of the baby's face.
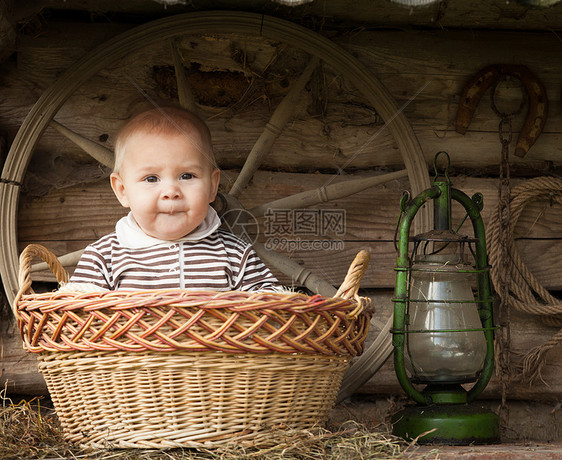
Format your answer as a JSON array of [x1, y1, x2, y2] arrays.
[[110, 131, 220, 240]]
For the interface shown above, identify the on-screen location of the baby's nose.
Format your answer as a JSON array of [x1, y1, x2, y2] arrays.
[[161, 182, 182, 199]]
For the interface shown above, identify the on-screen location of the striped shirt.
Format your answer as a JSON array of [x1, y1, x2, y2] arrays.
[[70, 229, 281, 292]]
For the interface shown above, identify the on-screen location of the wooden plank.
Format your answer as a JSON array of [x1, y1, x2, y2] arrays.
[[304, 0, 562, 31], [11, 0, 562, 32], [0, 321, 46, 395], [16, 23, 132, 85], [20, 172, 562, 242], [21, 172, 562, 237], [17, 172, 562, 289], [344, 29, 562, 81], [0, 0, 15, 62]]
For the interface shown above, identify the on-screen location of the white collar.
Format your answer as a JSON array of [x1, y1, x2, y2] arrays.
[[115, 207, 221, 248]]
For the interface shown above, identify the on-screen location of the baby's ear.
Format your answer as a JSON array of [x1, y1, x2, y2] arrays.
[[110, 173, 130, 208], [209, 168, 220, 202]]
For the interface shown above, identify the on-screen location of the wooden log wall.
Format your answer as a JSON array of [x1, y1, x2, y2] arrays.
[[1, 17, 561, 403]]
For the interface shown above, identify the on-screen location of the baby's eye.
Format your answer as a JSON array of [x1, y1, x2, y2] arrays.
[[180, 173, 194, 180], [143, 175, 159, 183]]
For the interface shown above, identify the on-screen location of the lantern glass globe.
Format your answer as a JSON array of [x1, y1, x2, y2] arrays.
[[405, 253, 487, 384]]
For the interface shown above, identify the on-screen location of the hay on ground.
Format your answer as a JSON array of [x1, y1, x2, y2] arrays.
[[0, 392, 421, 459]]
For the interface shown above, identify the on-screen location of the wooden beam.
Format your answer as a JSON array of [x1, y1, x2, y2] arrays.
[[2, 27, 561, 178], [11, 1, 562, 32], [17, 172, 562, 290]]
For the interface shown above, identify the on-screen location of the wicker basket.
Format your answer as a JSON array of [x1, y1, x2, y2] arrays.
[[13, 244, 372, 449]]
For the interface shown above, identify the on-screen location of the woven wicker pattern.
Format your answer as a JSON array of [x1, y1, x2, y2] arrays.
[[14, 244, 372, 448], [39, 351, 348, 448], [17, 289, 370, 356]]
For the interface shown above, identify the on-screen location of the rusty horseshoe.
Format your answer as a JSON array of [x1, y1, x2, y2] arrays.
[[455, 64, 548, 158]]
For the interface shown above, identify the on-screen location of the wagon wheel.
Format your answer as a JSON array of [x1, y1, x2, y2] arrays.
[[0, 12, 430, 399]]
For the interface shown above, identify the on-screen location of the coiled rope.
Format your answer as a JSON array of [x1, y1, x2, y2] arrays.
[[487, 175, 562, 384]]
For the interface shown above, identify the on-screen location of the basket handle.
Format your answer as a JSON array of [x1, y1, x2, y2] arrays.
[[335, 249, 370, 301], [14, 244, 69, 308]]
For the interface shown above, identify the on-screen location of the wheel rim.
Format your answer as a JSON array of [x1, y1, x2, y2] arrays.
[[0, 11, 430, 397]]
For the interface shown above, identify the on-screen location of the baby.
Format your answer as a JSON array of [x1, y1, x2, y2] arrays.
[[70, 106, 281, 292]]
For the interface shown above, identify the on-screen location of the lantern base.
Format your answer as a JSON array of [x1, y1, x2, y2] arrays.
[[391, 403, 500, 445]]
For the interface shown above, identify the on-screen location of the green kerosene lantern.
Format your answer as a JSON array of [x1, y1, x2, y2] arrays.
[[391, 152, 500, 444]]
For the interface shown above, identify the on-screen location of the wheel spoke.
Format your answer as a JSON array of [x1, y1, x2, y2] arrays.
[[170, 38, 198, 113], [30, 248, 84, 274], [228, 57, 320, 198], [250, 169, 408, 217], [253, 242, 336, 297], [50, 120, 114, 168]]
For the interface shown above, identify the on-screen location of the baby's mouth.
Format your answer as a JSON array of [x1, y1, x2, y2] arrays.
[[165, 207, 185, 215]]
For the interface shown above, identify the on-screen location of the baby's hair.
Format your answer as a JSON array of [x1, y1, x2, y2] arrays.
[[113, 106, 217, 173]]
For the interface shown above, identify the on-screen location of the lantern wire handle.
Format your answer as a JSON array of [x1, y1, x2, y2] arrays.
[[433, 151, 451, 184]]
